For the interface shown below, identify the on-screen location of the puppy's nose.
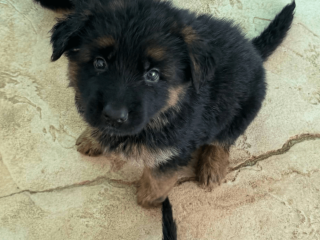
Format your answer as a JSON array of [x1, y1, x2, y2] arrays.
[[103, 105, 128, 123]]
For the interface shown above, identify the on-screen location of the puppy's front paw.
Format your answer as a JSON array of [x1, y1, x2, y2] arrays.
[[136, 184, 167, 208], [197, 161, 227, 191], [76, 128, 103, 156], [136, 167, 177, 208], [196, 144, 229, 191]]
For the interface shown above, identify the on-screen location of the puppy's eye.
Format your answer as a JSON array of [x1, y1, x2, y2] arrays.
[[94, 57, 107, 70], [145, 69, 160, 83]]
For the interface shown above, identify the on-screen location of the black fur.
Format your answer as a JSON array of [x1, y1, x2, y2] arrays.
[[252, 1, 296, 60], [162, 198, 177, 240], [34, 0, 74, 11]]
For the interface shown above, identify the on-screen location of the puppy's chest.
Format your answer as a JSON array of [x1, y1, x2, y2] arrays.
[[101, 135, 178, 167]]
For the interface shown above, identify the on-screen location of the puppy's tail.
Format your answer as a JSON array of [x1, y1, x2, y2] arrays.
[[33, 0, 74, 11], [162, 198, 177, 240], [252, 1, 295, 61]]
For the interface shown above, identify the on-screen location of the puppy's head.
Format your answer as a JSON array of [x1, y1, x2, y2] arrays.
[[50, 0, 215, 136]]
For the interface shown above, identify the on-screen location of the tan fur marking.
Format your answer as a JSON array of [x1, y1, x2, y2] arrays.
[[177, 152, 198, 181], [118, 144, 178, 167], [167, 85, 184, 109], [68, 61, 79, 86], [160, 85, 185, 113], [55, 9, 72, 14], [137, 167, 178, 208], [195, 144, 230, 190], [146, 46, 166, 61], [181, 25, 198, 44], [146, 114, 170, 131], [76, 127, 103, 156], [181, 25, 201, 82], [136, 155, 199, 208], [189, 54, 200, 71], [96, 36, 116, 48], [75, 127, 176, 166], [146, 84, 187, 130], [78, 48, 93, 63]]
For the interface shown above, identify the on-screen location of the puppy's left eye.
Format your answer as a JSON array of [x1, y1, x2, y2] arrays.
[[94, 57, 107, 70], [145, 69, 160, 83]]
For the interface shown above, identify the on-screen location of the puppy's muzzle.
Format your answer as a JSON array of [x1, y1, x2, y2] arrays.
[[102, 104, 129, 123]]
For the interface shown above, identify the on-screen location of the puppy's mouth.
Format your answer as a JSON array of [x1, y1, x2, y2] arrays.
[[100, 125, 137, 136], [97, 122, 146, 136]]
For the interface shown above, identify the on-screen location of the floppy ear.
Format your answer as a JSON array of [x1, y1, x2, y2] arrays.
[[181, 26, 216, 93], [50, 14, 88, 61]]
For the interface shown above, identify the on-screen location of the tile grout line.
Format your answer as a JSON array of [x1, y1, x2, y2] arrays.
[[0, 133, 319, 200], [0, 176, 136, 200], [231, 133, 320, 171]]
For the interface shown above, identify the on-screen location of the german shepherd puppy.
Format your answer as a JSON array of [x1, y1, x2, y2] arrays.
[[34, 0, 295, 238]]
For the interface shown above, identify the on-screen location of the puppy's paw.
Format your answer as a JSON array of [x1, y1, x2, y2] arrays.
[[136, 167, 177, 208], [76, 128, 103, 156], [197, 161, 227, 191], [137, 187, 168, 208], [196, 144, 229, 191], [136, 180, 167, 208]]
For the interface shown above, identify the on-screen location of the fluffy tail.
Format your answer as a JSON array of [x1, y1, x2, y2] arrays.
[[252, 1, 295, 61], [162, 198, 177, 240], [33, 0, 74, 11]]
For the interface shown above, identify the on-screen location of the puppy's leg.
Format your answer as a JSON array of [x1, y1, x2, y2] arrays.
[[196, 144, 230, 190], [76, 127, 103, 156], [137, 156, 197, 208], [137, 167, 178, 208]]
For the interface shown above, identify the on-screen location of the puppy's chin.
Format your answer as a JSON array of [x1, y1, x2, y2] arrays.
[[99, 125, 145, 136]]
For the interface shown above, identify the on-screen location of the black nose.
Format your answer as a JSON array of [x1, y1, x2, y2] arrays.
[[102, 105, 128, 123]]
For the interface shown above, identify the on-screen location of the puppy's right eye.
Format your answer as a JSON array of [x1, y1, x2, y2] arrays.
[[145, 69, 160, 83], [94, 57, 107, 70]]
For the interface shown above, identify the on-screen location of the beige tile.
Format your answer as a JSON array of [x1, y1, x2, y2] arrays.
[[169, 139, 320, 240]]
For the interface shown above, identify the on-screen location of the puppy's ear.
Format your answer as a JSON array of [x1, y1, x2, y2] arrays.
[[50, 14, 88, 61], [182, 26, 216, 93]]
